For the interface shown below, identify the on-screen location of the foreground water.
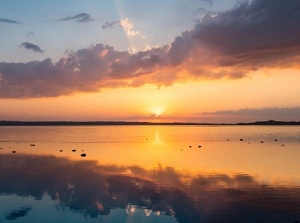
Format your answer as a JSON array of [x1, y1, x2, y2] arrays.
[[0, 125, 299, 222]]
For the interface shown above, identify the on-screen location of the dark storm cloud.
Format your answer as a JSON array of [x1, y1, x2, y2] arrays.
[[21, 42, 43, 53], [1, 0, 300, 98], [58, 13, 94, 23], [0, 18, 21, 24]]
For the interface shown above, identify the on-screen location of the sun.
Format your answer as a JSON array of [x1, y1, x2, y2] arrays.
[[151, 106, 165, 118], [154, 110, 162, 117]]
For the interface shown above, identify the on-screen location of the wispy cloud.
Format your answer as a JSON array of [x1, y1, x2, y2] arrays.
[[197, 107, 300, 122], [21, 42, 43, 53], [26, 32, 35, 38], [1, 0, 300, 98], [58, 13, 94, 23], [102, 20, 120, 29], [0, 18, 21, 24]]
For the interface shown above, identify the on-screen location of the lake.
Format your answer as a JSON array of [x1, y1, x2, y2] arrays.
[[0, 125, 300, 222]]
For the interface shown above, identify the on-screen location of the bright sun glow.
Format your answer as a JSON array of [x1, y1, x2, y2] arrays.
[[151, 106, 165, 118]]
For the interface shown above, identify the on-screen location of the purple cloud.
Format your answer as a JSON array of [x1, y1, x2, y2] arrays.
[[1, 0, 300, 98], [21, 42, 43, 53], [197, 107, 300, 122], [58, 13, 94, 23]]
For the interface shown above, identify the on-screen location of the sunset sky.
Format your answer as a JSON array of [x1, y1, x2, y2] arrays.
[[0, 0, 300, 123]]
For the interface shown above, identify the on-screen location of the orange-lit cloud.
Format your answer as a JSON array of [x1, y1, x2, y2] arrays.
[[102, 18, 142, 37], [1, 0, 300, 98]]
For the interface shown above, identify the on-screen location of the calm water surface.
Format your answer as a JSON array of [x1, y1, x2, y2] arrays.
[[0, 125, 300, 222]]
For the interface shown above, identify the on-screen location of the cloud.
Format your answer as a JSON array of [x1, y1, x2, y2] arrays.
[[20, 42, 44, 53], [164, 0, 300, 80], [1, 0, 300, 98], [26, 32, 35, 38], [102, 20, 120, 29], [192, 0, 300, 68], [58, 13, 94, 23], [198, 107, 300, 122], [0, 43, 172, 98], [119, 18, 141, 37], [0, 18, 21, 24], [102, 18, 141, 37]]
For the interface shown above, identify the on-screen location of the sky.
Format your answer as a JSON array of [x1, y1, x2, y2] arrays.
[[0, 0, 300, 123]]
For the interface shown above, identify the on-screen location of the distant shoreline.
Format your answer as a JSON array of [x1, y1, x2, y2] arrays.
[[0, 120, 300, 126]]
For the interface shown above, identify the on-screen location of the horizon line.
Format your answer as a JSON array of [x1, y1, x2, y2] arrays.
[[0, 120, 300, 126]]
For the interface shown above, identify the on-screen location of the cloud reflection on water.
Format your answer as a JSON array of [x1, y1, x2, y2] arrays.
[[0, 154, 299, 223], [5, 207, 32, 220]]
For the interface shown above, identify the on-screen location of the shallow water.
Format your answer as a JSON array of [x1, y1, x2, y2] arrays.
[[0, 125, 300, 222]]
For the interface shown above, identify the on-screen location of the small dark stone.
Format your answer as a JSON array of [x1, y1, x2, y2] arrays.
[[12, 151, 16, 153], [72, 149, 76, 152], [260, 141, 264, 143], [81, 153, 86, 157], [274, 139, 278, 141], [281, 144, 285, 147], [59, 150, 63, 152], [198, 145, 202, 148], [226, 139, 229, 141], [189, 145, 192, 148], [30, 144, 35, 146], [240, 139, 243, 141]]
